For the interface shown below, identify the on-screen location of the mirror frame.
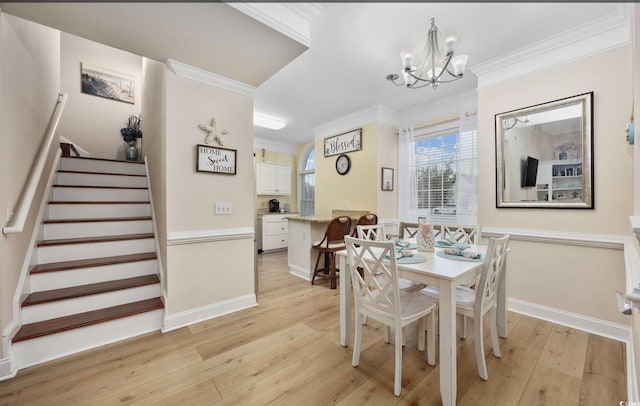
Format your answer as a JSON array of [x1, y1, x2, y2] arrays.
[[495, 92, 594, 209]]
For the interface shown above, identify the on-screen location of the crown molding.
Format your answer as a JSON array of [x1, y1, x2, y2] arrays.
[[228, 3, 324, 48], [254, 137, 298, 155], [313, 104, 399, 141], [470, 10, 631, 89], [166, 59, 255, 96]]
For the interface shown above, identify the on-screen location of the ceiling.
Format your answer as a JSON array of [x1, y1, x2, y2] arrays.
[[0, 2, 624, 146]]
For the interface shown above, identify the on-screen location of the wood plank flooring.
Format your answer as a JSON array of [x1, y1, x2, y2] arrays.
[[0, 250, 627, 405]]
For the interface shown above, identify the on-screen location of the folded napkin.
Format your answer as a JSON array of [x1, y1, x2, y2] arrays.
[[395, 239, 411, 247], [385, 250, 414, 260], [443, 247, 481, 259]]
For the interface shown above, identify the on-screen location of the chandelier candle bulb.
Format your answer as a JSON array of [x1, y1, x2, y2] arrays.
[[444, 35, 457, 54]]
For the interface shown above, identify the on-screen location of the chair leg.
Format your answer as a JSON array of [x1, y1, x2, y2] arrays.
[[427, 311, 436, 366], [311, 250, 323, 285], [352, 311, 363, 367], [384, 326, 390, 343], [329, 253, 337, 289], [417, 317, 425, 352], [394, 325, 403, 396], [474, 314, 488, 381], [459, 314, 470, 339], [489, 307, 501, 358]]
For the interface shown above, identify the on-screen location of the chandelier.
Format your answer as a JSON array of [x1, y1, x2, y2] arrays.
[[386, 18, 468, 89]]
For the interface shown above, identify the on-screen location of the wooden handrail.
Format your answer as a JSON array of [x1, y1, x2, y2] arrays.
[[3, 93, 68, 235]]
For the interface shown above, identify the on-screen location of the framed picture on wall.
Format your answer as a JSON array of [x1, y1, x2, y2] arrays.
[[196, 144, 237, 175], [381, 167, 394, 191], [81, 63, 135, 104]]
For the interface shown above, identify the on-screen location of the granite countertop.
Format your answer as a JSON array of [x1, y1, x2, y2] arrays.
[[285, 215, 332, 223]]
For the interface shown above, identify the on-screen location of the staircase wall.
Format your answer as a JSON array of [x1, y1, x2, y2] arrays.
[[0, 12, 61, 366]]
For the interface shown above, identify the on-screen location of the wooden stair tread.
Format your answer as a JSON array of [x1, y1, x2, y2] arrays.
[[37, 233, 154, 247], [58, 170, 146, 178], [53, 184, 148, 190], [43, 216, 152, 224], [48, 200, 149, 205], [12, 298, 163, 343], [61, 156, 145, 165], [22, 275, 160, 306], [30, 252, 157, 274]]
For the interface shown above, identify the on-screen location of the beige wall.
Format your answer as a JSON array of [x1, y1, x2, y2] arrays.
[[164, 68, 254, 315], [0, 13, 60, 352], [478, 46, 633, 324], [254, 148, 297, 213], [59, 32, 142, 160], [315, 123, 378, 218]]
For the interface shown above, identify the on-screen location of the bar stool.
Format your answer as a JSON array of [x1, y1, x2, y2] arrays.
[[351, 213, 378, 237], [311, 216, 352, 289]]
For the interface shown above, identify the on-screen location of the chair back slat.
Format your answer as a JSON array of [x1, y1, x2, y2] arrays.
[[352, 214, 378, 237], [434, 224, 480, 245], [345, 236, 400, 320], [357, 224, 386, 241], [475, 235, 510, 310], [398, 222, 419, 239]]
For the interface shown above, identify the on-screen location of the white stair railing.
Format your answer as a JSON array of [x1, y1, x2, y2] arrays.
[[3, 93, 68, 235]]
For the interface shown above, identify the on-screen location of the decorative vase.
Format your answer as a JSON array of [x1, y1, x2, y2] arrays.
[[416, 218, 435, 252], [125, 140, 138, 161]]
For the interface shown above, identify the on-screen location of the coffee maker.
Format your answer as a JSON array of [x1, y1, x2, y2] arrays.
[[269, 199, 280, 213]]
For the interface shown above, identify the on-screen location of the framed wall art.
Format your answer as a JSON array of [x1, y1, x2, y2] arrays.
[[381, 167, 394, 191], [324, 128, 362, 157], [81, 63, 135, 104], [196, 144, 237, 175]]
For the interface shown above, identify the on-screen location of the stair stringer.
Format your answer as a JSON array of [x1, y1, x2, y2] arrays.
[[0, 149, 63, 380]]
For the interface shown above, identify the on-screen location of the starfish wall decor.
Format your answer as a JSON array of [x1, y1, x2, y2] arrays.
[[198, 117, 229, 146]]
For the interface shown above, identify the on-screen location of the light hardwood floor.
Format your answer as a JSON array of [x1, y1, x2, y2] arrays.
[[0, 250, 627, 405]]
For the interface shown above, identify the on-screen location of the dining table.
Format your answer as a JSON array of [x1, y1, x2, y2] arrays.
[[336, 244, 508, 406]]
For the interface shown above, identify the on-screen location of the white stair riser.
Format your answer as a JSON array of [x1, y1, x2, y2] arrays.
[[22, 284, 161, 323], [48, 203, 151, 220], [30, 260, 158, 291], [57, 172, 147, 188], [37, 239, 155, 263], [60, 158, 146, 175], [43, 220, 152, 240], [52, 187, 148, 202], [12, 309, 163, 369]]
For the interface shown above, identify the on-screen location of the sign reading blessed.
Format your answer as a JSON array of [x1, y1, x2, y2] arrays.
[[196, 144, 237, 175], [324, 128, 362, 157]]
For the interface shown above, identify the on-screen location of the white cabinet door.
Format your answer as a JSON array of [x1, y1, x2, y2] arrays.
[[256, 163, 291, 195]]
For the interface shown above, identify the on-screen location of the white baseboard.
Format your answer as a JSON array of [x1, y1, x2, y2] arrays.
[[162, 293, 257, 332], [288, 264, 311, 281], [508, 297, 631, 342], [0, 357, 16, 381]]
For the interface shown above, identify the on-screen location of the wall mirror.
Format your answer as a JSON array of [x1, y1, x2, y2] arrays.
[[495, 92, 593, 209]]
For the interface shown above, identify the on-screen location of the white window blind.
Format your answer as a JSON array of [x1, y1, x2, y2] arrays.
[[404, 113, 477, 226], [300, 147, 315, 216]]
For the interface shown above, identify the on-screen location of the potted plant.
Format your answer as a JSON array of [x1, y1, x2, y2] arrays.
[[121, 114, 142, 161]]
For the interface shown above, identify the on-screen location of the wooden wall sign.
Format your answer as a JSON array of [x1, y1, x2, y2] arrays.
[[324, 128, 362, 157], [196, 144, 236, 175]]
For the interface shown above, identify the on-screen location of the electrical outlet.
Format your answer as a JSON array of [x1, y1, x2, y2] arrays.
[[215, 202, 232, 215]]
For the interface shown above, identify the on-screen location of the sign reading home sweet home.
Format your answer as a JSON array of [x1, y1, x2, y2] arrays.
[[196, 144, 236, 175], [324, 128, 362, 157]]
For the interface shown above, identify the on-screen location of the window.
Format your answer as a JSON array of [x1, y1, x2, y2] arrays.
[[410, 115, 477, 225], [299, 145, 315, 216]]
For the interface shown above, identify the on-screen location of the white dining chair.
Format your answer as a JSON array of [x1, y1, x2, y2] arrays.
[[419, 234, 510, 381], [434, 224, 480, 246], [345, 236, 437, 396]]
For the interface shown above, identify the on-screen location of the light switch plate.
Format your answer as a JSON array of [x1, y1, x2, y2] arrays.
[[215, 202, 232, 215]]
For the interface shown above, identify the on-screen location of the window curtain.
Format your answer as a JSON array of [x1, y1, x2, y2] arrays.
[[456, 112, 478, 225], [397, 126, 418, 221]]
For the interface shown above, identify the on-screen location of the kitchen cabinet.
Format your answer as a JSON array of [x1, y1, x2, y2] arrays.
[[261, 214, 289, 252], [256, 163, 291, 195]]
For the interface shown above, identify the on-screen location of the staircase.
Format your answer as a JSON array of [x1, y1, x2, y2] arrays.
[[12, 156, 164, 369]]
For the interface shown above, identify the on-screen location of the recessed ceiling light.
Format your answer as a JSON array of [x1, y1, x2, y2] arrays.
[[254, 112, 286, 130]]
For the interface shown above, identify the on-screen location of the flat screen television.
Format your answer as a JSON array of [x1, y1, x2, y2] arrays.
[[521, 156, 539, 187]]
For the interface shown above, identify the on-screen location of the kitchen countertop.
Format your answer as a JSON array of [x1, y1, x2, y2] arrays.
[[285, 215, 332, 223]]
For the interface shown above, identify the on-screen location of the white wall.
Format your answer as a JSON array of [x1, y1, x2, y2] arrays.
[[478, 46, 633, 325], [59, 32, 142, 160], [0, 12, 60, 354]]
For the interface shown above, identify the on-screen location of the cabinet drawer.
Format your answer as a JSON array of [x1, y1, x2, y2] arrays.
[[266, 221, 288, 235], [264, 234, 288, 250], [264, 215, 288, 223]]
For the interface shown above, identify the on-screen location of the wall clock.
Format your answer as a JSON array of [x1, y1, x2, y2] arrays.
[[335, 154, 351, 175]]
